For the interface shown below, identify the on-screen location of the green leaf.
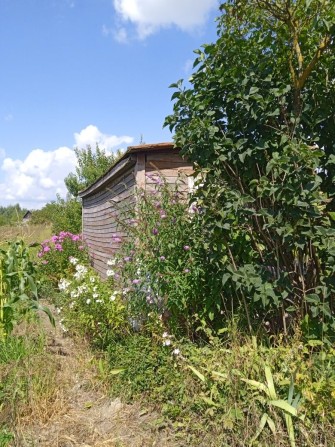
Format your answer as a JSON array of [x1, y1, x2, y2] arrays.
[[265, 366, 277, 400], [187, 364, 206, 382], [109, 369, 125, 375], [269, 400, 297, 417]]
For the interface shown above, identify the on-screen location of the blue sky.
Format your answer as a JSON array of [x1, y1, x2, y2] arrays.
[[0, 0, 219, 209]]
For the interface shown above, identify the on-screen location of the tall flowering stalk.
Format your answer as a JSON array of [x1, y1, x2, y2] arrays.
[[111, 175, 206, 335]]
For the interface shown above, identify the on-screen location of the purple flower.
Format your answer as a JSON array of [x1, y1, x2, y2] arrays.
[[184, 268, 190, 273], [51, 235, 58, 243], [160, 256, 166, 261], [55, 244, 63, 251], [183, 245, 190, 251], [154, 201, 161, 209], [132, 279, 141, 285], [160, 210, 167, 219], [152, 228, 158, 235], [112, 235, 122, 243], [124, 256, 132, 262]]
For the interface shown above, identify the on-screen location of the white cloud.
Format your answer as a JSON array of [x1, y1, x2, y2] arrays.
[[0, 125, 134, 209], [113, 0, 218, 39], [74, 125, 133, 151], [0, 146, 76, 209]]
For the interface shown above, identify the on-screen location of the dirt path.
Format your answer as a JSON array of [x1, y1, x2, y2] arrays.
[[17, 308, 173, 447]]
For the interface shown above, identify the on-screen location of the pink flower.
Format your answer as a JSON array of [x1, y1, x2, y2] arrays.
[[78, 245, 84, 250], [42, 260, 49, 265], [71, 235, 80, 241], [43, 246, 51, 252], [55, 244, 63, 251], [183, 245, 190, 251], [132, 279, 141, 284]]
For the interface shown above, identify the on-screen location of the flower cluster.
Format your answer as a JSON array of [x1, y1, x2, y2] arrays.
[[56, 262, 129, 343], [37, 232, 88, 282]]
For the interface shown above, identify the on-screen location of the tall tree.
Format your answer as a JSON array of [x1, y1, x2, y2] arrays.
[[64, 145, 123, 197], [165, 0, 335, 336]]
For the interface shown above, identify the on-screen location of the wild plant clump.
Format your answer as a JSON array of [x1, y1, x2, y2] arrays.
[[37, 231, 89, 282], [56, 257, 129, 346]]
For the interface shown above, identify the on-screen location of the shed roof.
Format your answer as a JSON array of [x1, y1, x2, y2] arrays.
[[78, 142, 177, 198]]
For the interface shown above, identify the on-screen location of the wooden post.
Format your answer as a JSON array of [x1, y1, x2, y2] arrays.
[[135, 153, 146, 190]]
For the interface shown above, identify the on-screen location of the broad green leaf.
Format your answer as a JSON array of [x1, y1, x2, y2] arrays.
[[187, 364, 206, 382], [269, 399, 297, 416]]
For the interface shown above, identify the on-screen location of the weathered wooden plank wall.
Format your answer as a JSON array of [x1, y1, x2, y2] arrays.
[[82, 165, 136, 277]]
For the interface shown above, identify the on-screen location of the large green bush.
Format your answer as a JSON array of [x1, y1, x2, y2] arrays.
[[165, 0, 335, 340]]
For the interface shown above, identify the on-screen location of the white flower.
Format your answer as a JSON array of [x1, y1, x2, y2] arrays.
[[172, 348, 180, 356], [93, 293, 99, 299], [163, 340, 171, 346], [69, 301, 75, 309], [96, 299, 103, 303], [56, 307, 61, 314], [90, 276, 96, 283], [107, 258, 116, 266], [58, 278, 71, 291], [69, 256, 78, 265], [70, 290, 79, 298], [110, 295, 116, 302], [162, 332, 169, 338], [78, 285, 88, 294], [106, 269, 115, 277], [74, 264, 88, 280], [86, 299, 91, 304]]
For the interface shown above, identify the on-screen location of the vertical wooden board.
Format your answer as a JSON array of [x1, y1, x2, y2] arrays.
[[135, 153, 146, 189]]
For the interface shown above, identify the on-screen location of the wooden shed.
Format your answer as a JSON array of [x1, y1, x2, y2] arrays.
[[78, 142, 193, 277]]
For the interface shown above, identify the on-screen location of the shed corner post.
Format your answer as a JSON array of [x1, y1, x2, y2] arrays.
[[135, 152, 146, 190]]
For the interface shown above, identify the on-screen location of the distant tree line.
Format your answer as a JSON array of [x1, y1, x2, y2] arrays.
[[0, 204, 29, 226]]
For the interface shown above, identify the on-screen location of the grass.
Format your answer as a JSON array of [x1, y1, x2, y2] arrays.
[[0, 317, 61, 442], [0, 223, 51, 249]]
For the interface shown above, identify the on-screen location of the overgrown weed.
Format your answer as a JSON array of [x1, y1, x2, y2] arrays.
[[105, 327, 335, 446], [0, 319, 61, 439]]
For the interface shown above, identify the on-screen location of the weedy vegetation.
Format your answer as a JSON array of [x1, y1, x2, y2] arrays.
[[2, 1, 335, 446]]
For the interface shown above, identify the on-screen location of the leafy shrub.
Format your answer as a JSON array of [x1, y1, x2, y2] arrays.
[[56, 257, 129, 346], [165, 2, 335, 340], [31, 195, 82, 235], [108, 177, 220, 336], [37, 231, 88, 282]]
